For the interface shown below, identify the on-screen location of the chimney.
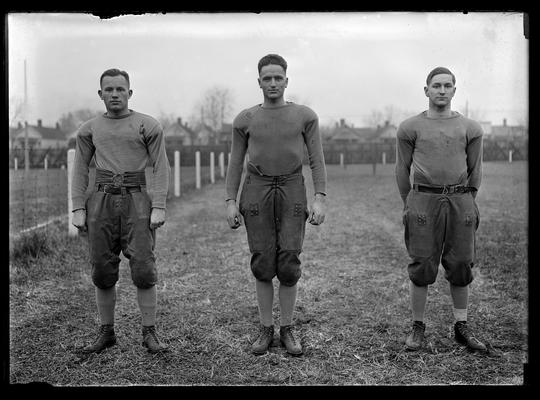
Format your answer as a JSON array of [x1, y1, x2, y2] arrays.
[[55, 122, 60, 130], [503, 118, 507, 127], [17, 122, 22, 129], [385, 120, 389, 127], [340, 118, 345, 127], [177, 117, 182, 126], [37, 119, 42, 127]]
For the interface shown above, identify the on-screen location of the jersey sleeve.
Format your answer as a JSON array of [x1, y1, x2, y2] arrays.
[[142, 118, 171, 209], [466, 120, 484, 191], [395, 121, 415, 203], [225, 111, 249, 201], [302, 106, 327, 195], [71, 121, 96, 211]]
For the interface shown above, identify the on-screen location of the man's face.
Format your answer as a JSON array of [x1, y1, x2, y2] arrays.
[[99, 75, 132, 114], [424, 73, 456, 107], [258, 64, 288, 100]]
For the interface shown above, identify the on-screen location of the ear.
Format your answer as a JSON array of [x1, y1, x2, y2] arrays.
[[98, 89, 103, 100], [128, 89, 133, 99], [257, 77, 262, 88], [284, 77, 288, 88], [423, 86, 429, 97]]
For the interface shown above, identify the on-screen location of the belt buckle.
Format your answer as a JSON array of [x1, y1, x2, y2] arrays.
[[112, 174, 123, 187], [442, 185, 449, 195]]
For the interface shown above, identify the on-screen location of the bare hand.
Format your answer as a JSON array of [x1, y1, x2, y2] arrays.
[[72, 209, 87, 232], [308, 195, 326, 225], [226, 201, 243, 229], [150, 207, 166, 229]]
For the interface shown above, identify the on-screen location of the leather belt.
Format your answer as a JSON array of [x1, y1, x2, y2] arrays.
[[413, 184, 474, 194]]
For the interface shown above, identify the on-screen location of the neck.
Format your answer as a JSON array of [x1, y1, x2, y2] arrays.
[[262, 97, 286, 108], [427, 104, 452, 118], [106, 109, 131, 118]]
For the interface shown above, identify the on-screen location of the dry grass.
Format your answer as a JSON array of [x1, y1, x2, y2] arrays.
[[9, 161, 527, 386]]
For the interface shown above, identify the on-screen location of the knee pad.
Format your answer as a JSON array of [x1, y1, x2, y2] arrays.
[[442, 259, 474, 286], [276, 250, 302, 286], [250, 250, 276, 282], [91, 261, 119, 289], [130, 257, 157, 289], [407, 257, 438, 286]]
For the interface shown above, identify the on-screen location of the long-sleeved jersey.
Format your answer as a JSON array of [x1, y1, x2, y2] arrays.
[[225, 102, 327, 200], [71, 110, 170, 211], [395, 111, 483, 202]]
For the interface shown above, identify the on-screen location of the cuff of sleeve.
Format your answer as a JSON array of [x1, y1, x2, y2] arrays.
[[72, 207, 85, 213], [152, 199, 167, 209], [72, 197, 86, 211]]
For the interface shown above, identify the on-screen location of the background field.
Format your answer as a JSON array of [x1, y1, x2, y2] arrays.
[[9, 161, 528, 386]]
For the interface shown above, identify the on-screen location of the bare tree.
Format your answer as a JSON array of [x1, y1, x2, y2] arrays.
[[59, 109, 101, 133], [364, 105, 416, 127], [193, 86, 234, 144], [9, 96, 25, 127]]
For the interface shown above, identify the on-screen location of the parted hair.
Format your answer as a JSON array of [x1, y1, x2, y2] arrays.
[[426, 67, 456, 85], [100, 68, 130, 87], [258, 54, 287, 74]]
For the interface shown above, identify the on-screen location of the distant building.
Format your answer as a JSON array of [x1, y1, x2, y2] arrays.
[[12, 119, 67, 149], [490, 118, 527, 138], [373, 120, 398, 142], [163, 117, 197, 145], [328, 118, 397, 143], [217, 123, 233, 144], [195, 123, 215, 145]]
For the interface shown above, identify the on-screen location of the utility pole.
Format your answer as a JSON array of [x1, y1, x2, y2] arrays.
[[24, 59, 29, 172]]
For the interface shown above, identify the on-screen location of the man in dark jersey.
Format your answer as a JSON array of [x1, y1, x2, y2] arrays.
[[395, 67, 486, 352], [71, 68, 171, 354], [225, 54, 327, 356]]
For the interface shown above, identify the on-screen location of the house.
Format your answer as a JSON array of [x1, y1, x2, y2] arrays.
[[328, 118, 390, 143], [12, 119, 67, 149], [372, 120, 398, 142], [329, 119, 372, 143], [217, 122, 233, 144], [163, 117, 197, 145], [195, 123, 216, 145], [490, 118, 527, 138]]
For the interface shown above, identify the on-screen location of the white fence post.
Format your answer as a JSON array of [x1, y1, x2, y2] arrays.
[[382, 152, 386, 165], [340, 153, 344, 168], [44, 155, 48, 170], [195, 151, 201, 189], [509, 150, 513, 163], [14, 157, 18, 170], [174, 150, 180, 197], [210, 151, 215, 184], [219, 152, 225, 178], [228, 152, 231, 167], [67, 149, 77, 236]]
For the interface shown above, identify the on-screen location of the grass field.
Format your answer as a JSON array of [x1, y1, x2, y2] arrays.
[[9, 161, 528, 386]]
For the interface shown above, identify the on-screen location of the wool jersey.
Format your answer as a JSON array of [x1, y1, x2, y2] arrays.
[[225, 102, 327, 200], [71, 110, 170, 211], [395, 111, 483, 202]]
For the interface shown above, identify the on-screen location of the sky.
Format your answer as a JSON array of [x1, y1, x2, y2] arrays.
[[8, 12, 528, 129]]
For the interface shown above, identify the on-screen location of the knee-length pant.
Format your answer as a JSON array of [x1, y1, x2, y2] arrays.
[[403, 190, 480, 286], [239, 169, 308, 286]]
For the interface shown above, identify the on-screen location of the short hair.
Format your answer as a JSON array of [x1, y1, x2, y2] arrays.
[[426, 67, 456, 85], [258, 54, 287, 74], [100, 68, 130, 87]]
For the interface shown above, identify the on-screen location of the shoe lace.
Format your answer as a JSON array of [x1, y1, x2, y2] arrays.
[[259, 326, 273, 340], [144, 326, 161, 343], [456, 323, 479, 342], [412, 322, 425, 340], [282, 327, 298, 345]]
